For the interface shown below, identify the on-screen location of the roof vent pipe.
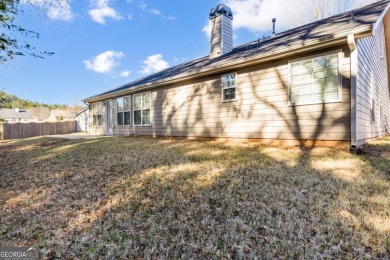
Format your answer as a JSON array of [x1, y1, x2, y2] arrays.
[[272, 18, 276, 36]]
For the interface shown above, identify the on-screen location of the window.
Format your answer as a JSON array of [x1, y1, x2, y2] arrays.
[[289, 52, 340, 105], [117, 96, 131, 126], [133, 92, 151, 126], [91, 102, 103, 126], [222, 73, 236, 101]]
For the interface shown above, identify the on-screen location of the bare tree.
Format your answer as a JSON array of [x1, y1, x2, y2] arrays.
[[288, 0, 377, 27], [0, 0, 68, 63]]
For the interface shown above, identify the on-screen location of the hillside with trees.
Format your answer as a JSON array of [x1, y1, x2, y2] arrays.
[[0, 90, 71, 109]]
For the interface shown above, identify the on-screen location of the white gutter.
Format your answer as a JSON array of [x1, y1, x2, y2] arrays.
[[373, 3, 390, 32], [348, 34, 358, 149]]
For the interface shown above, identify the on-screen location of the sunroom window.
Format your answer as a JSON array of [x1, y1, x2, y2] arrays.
[[117, 96, 131, 126], [91, 102, 103, 126], [289, 52, 340, 105], [133, 92, 151, 126]]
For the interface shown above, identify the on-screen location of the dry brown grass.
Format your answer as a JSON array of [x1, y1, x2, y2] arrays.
[[0, 136, 389, 259]]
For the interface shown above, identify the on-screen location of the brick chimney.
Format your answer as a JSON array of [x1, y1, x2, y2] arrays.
[[209, 4, 233, 59]]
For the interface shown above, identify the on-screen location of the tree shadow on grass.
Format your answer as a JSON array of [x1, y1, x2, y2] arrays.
[[357, 136, 390, 177], [0, 136, 389, 258]]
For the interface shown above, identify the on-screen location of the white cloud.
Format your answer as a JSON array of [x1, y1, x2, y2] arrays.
[[138, 1, 161, 15], [221, 0, 292, 34], [356, 0, 376, 6], [138, 1, 176, 20], [140, 54, 169, 75], [83, 51, 124, 74], [212, 0, 373, 36], [88, 0, 123, 25], [167, 15, 176, 20], [119, 70, 130, 77], [172, 57, 189, 64], [22, 0, 74, 21], [47, 0, 74, 20], [202, 23, 211, 39]]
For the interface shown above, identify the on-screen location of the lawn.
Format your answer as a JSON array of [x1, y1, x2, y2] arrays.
[[0, 136, 389, 259]]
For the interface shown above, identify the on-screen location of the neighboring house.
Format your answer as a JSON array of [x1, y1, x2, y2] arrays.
[[28, 106, 51, 122], [84, 1, 390, 148], [0, 108, 37, 123], [51, 110, 75, 121], [74, 107, 89, 132]]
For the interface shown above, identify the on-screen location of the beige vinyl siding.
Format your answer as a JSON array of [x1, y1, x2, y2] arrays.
[[110, 46, 351, 141], [356, 21, 390, 145]]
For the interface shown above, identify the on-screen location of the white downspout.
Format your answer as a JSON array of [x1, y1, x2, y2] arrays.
[[348, 34, 358, 149]]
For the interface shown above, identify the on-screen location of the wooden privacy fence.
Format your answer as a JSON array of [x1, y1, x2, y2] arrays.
[[0, 121, 76, 140]]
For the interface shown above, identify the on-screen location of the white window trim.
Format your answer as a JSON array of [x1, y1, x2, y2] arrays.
[[288, 50, 343, 106], [91, 102, 103, 127], [132, 91, 152, 127], [221, 72, 238, 103], [117, 96, 132, 126]]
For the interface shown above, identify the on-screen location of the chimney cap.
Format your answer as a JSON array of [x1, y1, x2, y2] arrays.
[[210, 4, 233, 20]]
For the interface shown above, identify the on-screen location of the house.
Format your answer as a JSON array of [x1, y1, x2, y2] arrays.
[[50, 110, 75, 121], [31, 109, 77, 123], [84, 1, 390, 148], [27, 106, 51, 122], [74, 107, 89, 132], [0, 108, 36, 123]]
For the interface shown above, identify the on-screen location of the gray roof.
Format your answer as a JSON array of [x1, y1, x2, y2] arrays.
[[0, 109, 35, 120], [86, 0, 389, 102], [73, 106, 88, 116]]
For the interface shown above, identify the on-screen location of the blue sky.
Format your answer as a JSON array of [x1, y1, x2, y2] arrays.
[[0, 0, 370, 106]]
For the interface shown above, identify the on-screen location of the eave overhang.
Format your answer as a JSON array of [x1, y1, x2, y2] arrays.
[[84, 25, 373, 104]]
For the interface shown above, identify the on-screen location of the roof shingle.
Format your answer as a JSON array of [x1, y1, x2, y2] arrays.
[[87, 0, 389, 101], [0, 109, 35, 120]]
